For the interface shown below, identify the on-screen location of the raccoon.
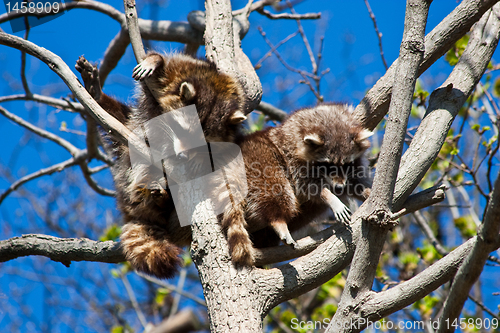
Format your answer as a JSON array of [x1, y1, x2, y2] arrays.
[[222, 104, 373, 266], [76, 52, 247, 278]]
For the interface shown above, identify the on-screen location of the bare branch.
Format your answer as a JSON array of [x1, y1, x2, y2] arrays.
[[363, 0, 388, 70], [0, 1, 126, 26], [0, 156, 82, 205], [392, 184, 446, 216], [99, 29, 130, 85], [286, 0, 317, 74], [0, 94, 85, 113], [136, 272, 207, 307], [0, 105, 79, 156], [232, 0, 279, 16], [149, 309, 202, 333], [256, 8, 320, 20], [0, 32, 149, 157], [123, 0, 146, 62], [329, 1, 431, 331], [413, 211, 449, 256], [255, 101, 288, 121], [205, 0, 262, 112], [394, 5, 500, 205], [437, 168, 500, 331], [0, 234, 124, 266], [359, 237, 476, 322], [354, 0, 499, 130], [256, 185, 445, 267], [254, 29, 299, 70]]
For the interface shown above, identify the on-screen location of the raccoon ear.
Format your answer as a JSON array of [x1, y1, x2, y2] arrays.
[[357, 129, 373, 141], [304, 133, 324, 146], [229, 110, 247, 124], [180, 82, 196, 101]]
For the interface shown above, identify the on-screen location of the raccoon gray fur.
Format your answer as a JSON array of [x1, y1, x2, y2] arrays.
[[221, 104, 373, 266], [76, 51, 247, 278]]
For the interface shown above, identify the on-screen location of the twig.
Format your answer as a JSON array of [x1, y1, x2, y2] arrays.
[[121, 274, 147, 328], [169, 268, 187, 317], [468, 294, 500, 319], [232, 0, 278, 16], [364, 0, 388, 70], [354, 0, 500, 130], [413, 211, 448, 256], [286, 0, 317, 73], [0, 105, 79, 156], [20, 23, 32, 96], [254, 29, 299, 69], [256, 8, 320, 20], [78, 162, 116, 197], [135, 272, 207, 307], [0, 156, 82, 205]]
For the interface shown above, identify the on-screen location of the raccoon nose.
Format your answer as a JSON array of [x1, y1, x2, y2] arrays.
[[176, 151, 189, 162]]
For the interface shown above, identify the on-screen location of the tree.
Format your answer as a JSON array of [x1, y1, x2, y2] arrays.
[[0, 0, 499, 332]]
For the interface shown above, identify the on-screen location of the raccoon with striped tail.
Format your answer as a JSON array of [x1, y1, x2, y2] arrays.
[[76, 51, 247, 278], [221, 104, 373, 266]]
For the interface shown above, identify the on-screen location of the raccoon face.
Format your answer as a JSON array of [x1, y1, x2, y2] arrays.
[[300, 128, 372, 165]]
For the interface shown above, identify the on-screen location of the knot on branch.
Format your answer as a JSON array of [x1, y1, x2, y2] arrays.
[[364, 209, 397, 228], [402, 40, 425, 53]]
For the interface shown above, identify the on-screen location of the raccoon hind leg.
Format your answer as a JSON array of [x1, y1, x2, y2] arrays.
[[270, 219, 298, 249]]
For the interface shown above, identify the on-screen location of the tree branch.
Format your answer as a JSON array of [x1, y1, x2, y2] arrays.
[[0, 32, 149, 158], [0, 94, 85, 113], [255, 101, 288, 121], [353, 0, 499, 130], [0, 156, 82, 205], [437, 170, 500, 331], [359, 237, 476, 321], [256, 8, 320, 20], [0, 234, 124, 266], [0, 105, 79, 156], [394, 4, 500, 205], [329, 1, 431, 331], [204, 0, 262, 112]]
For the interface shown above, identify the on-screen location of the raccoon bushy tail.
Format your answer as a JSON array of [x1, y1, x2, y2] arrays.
[[222, 204, 255, 266], [120, 222, 183, 279]]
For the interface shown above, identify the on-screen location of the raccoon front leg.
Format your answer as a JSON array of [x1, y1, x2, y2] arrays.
[[75, 56, 132, 124], [270, 219, 298, 249], [132, 53, 164, 81], [321, 187, 351, 223]]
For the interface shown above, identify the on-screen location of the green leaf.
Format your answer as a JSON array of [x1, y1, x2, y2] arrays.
[[155, 288, 170, 306], [111, 326, 123, 333], [471, 124, 480, 132], [454, 215, 476, 238], [445, 35, 469, 66], [99, 224, 121, 242]]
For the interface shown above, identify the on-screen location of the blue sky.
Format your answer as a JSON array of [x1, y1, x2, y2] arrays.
[[1, 0, 499, 331]]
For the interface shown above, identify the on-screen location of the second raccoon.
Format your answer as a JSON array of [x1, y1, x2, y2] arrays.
[[222, 104, 373, 266]]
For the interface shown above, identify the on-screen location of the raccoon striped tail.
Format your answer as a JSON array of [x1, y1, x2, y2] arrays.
[[222, 205, 255, 266], [120, 222, 183, 279]]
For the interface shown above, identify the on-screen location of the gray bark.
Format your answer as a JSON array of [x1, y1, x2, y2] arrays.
[[328, 1, 431, 332]]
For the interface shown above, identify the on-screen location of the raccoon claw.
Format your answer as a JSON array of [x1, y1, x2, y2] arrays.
[[333, 206, 351, 223], [283, 235, 299, 249], [132, 63, 155, 81]]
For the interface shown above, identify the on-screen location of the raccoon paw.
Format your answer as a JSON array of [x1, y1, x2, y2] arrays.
[[332, 203, 351, 223], [75, 56, 102, 100], [132, 61, 156, 81]]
